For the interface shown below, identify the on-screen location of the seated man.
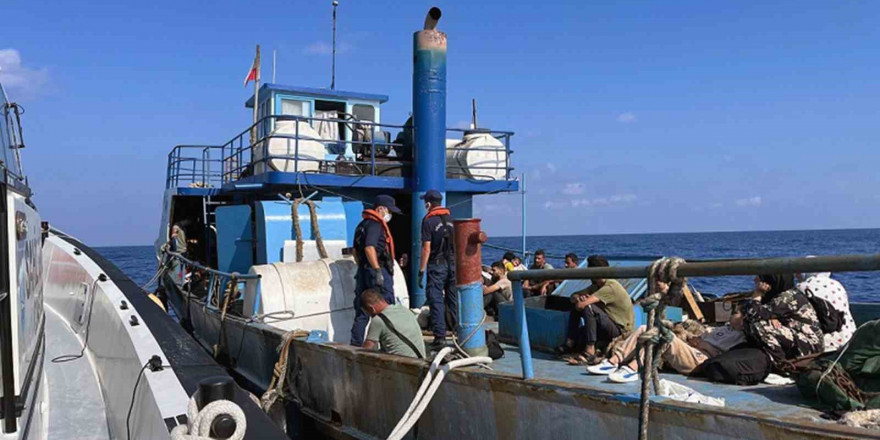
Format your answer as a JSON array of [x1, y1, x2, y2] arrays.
[[587, 291, 747, 383], [483, 261, 513, 317], [564, 253, 579, 269], [559, 255, 635, 365], [523, 249, 556, 296], [362, 288, 426, 358]]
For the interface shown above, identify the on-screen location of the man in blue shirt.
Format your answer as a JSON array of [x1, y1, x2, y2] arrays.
[[351, 194, 402, 346], [417, 190, 457, 351]]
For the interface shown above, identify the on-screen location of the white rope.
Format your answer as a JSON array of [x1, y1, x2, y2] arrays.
[[171, 396, 247, 440], [387, 348, 492, 440]]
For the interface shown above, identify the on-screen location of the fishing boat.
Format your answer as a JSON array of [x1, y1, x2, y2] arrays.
[[1, 81, 286, 439], [153, 6, 880, 440]]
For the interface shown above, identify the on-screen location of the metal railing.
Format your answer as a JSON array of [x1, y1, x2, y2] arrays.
[[165, 251, 260, 318], [165, 114, 515, 188], [166, 145, 226, 188], [506, 253, 880, 380]]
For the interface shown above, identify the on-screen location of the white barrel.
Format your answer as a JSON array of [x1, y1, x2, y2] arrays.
[[254, 120, 326, 174], [446, 131, 508, 180], [244, 257, 410, 343]]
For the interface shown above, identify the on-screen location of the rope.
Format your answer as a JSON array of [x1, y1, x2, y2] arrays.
[[386, 348, 492, 440], [637, 256, 686, 440], [292, 199, 304, 262], [291, 198, 329, 262], [170, 396, 247, 440], [305, 199, 329, 259], [260, 330, 306, 414], [214, 276, 238, 359]]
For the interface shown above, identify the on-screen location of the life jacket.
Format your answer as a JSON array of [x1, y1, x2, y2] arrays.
[[423, 207, 454, 263], [354, 209, 395, 270]]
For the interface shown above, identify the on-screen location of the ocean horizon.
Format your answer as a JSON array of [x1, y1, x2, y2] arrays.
[[98, 227, 880, 303]]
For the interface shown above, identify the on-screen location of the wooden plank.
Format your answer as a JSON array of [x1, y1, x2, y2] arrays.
[[682, 283, 704, 322]]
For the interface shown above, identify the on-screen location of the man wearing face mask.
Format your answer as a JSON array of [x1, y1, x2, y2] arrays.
[[417, 190, 457, 352], [351, 194, 402, 346]]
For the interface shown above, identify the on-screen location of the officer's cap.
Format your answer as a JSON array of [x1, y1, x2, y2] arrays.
[[374, 195, 403, 214], [419, 190, 443, 203]]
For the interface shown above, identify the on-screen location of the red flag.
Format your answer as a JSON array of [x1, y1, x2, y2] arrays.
[[244, 45, 260, 87]]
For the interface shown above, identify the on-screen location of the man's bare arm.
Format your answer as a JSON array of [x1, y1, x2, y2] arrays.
[[365, 246, 380, 269]]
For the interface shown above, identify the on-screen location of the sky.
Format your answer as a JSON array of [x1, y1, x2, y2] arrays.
[[1, 1, 879, 246]]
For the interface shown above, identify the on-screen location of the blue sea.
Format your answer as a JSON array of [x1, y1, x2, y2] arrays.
[[97, 228, 880, 303]]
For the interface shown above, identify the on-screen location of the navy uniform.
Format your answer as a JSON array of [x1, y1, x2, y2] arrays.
[[351, 195, 401, 346], [419, 190, 457, 344]]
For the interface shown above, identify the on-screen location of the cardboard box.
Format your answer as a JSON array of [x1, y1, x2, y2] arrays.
[[698, 300, 737, 323]]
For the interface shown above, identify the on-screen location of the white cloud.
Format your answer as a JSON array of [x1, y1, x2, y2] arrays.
[[543, 200, 568, 210], [303, 41, 354, 56], [616, 112, 637, 123], [545, 163, 557, 173], [552, 193, 637, 209], [735, 196, 762, 207], [561, 182, 585, 195], [0, 49, 48, 96]]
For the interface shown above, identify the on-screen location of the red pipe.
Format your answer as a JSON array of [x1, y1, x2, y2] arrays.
[[453, 219, 487, 286]]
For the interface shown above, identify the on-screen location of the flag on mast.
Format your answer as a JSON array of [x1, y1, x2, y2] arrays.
[[244, 45, 261, 87]]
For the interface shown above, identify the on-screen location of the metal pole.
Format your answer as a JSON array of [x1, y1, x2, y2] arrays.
[[331, 1, 338, 90], [507, 253, 880, 282], [272, 49, 276, 83], [511, 281, 534, 379], [251, 45, 261, 145], [521, 172, 526, 261], [410, 7, 446, 307]]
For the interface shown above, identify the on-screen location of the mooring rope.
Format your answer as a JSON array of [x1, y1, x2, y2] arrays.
[[637, 256, 686, 440], [291, 198, 329, 262]]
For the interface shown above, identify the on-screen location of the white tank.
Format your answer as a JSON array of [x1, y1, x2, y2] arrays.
[[243, 257, 410, 343], [446, 130, 508, 180], [254, 120, 326, 174]]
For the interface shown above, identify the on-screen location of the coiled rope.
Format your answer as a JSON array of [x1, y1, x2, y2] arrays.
[[637, 256, 686, 440], [170, 395, 247, 440]]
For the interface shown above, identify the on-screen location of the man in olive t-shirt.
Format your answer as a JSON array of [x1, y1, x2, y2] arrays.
[[361, 288, 426, 358], [561, 255, 635, 364]]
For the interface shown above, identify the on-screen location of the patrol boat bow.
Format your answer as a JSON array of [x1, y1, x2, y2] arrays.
[[1, 81, 285, 439]]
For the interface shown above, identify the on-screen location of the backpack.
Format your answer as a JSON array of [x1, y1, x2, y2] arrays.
[[803, 287, 845, 334], [486, 330, 505, 360]]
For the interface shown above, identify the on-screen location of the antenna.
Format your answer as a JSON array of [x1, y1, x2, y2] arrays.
[[331, 1, 339, 90], [272, 49, 277, 83]]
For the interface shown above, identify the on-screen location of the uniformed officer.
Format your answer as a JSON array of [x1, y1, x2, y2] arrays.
[[417, 190, 457, 351], [351, 194, 402, 346]]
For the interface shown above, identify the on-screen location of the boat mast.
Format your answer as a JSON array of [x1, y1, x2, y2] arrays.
[[331, 1, 338, 90]]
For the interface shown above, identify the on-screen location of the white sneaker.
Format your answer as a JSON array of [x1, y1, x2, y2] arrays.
[[586, 360, 618, 375], [608, 366, 640, 383]]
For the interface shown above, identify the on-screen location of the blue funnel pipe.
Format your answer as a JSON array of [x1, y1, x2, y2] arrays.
[[410, 7, 446, 307]]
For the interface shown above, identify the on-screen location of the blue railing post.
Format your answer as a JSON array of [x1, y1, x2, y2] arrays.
[[511, 281, 534, 379]]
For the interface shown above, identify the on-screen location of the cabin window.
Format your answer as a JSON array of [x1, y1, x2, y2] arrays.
[[280, 99, 308, 117], [352, 104, 375, 122]]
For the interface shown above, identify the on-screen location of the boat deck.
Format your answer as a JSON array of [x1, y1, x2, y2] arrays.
[[490, 344, 827, 422], [45, 306, 110, 440]]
